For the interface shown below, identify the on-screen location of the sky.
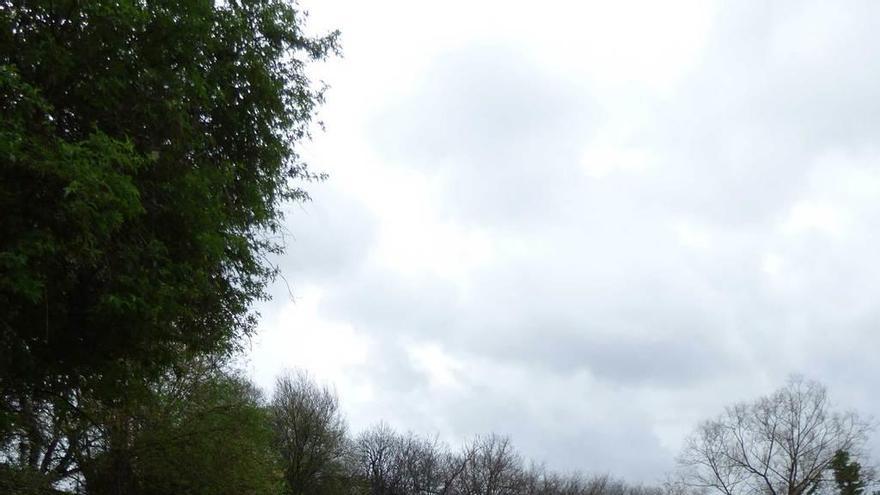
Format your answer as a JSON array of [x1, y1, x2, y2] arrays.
[[246, 0, 880, 482]]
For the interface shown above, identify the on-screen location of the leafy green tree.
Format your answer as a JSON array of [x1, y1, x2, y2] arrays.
[[0, 0, 338, 407], [79, 363, 283, 495], [0, 358, 285, 494], [1, 1, 337, 492]]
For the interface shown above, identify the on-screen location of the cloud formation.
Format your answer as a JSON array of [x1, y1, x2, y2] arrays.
[[249, 0, 880, 482]]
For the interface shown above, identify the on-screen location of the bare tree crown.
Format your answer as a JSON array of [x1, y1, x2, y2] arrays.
[[677, 376, 871, 495]]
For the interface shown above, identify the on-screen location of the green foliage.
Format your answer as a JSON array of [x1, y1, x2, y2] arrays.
[[80, 365, 284, 495], [830, 450, 867, 495], [0, 464, 59, 495], [0, 0, 338, 407], [1, 0, 338, 492], [1, 359, 286, 494]]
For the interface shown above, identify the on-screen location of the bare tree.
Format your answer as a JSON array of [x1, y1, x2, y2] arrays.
[[271, 370, 349, 495], [351, 423, 469, 495], [394, 432, 450, 494], [677, 376, 871, 495], [347, 423, 668, 495], [454, 434, 525, 495], [353, 422, 401, 495]]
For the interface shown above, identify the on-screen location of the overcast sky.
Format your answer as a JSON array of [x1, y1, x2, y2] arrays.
[[246, 0, 880, 482]]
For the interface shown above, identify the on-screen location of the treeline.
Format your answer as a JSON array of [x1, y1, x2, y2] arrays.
[[346, 428, 662, 495], [271, 371, 663, 495], [1, 362, 662, 495], [4, 360, 876, 495], [273, 374, 876, 495]]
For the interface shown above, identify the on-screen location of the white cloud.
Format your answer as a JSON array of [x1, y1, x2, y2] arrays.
[[782, 200, 848, 237], [249, 286, 372, 403], [253, 0, 880, 482]]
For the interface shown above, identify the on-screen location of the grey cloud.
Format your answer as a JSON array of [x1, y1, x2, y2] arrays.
[[371, 45, 598, 226], [265, 183, 378, 302], [257, 0, 880, 485], [482, 329, 733, 386], [312, 213, 745, 386], [320, 267, 461, 338], [375, 45, 594, 161], [641, 0, 880, 226]]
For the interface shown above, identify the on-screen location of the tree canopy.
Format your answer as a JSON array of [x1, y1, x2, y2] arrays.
[[1, 0, 338, 492], [0, 0, 338, 404]]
